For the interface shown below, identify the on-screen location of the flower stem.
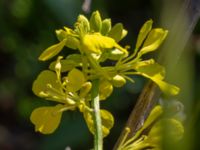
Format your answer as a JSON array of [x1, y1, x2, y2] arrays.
[[91, 79, 103, 150]]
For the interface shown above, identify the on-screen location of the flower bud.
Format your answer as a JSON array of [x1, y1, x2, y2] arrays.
[[90, 11, 102, 32], [55, 29, 67, 41], [77, 15, 90, 32], [112, 75, 126, 87], [101, 19, 111, 35]]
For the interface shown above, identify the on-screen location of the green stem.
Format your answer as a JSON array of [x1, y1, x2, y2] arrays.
[[91, 79, 103, 150]]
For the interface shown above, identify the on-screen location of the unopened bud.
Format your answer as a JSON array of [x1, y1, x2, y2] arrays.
[[112, 75, 126, 87]]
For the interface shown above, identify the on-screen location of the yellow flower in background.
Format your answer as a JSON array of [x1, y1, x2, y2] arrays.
[[117, 105, 184, 150]]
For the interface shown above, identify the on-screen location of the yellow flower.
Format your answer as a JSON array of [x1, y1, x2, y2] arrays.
[[31, 57, 92, 134], [31, 56, 115, 136]]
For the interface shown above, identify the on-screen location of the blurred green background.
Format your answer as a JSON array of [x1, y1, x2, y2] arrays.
[[0, 0, 200, 149]]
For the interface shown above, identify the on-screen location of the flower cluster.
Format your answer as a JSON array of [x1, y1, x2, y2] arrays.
[[31, 11, 180, 138]]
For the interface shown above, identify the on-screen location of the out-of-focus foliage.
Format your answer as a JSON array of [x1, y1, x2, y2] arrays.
[[0, 0, 199, 150]]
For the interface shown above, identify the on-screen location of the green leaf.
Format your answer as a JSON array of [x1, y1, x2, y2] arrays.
[[90, 11, 102, 32], [67, 68, 85, 92], [135, 19, 153, 50], [135, 63, 180, 95], [30, 104, 63, 134], [101, 19, 111, 35], [108, 23, 127, 42], [39, 40, 66, 61], [32, 70, 64, 102], [138, 28, 168, 57], [83, 109, 114, 137]]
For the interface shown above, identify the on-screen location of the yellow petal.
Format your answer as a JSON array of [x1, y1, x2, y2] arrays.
[[135, 63, 180, 95], [32, 70, 65, 102], [132, 105, 163, 139], [30, 105, 63, 134], [101, 109, 114, 137], [67, 68, 85, 92], [81, 33, 128, 56], [39, 40, 66, 61], [83, 109, 114, 137], [99, 79, 113, 100], [81, 33, 116, 54], [138, 28, 168, 57]]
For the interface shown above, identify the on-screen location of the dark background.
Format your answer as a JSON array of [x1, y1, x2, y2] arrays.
[[0, 0, 200, 149]]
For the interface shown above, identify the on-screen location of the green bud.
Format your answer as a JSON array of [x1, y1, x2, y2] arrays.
[[77, 15, 90, 33], [90, 11, 102, 32], [112, 75, 126, 87], [108, 48, 125, 60], [108, 23, 127, 42], [55, 29, 68, 41], [101, 19, 111, 35], [65, 36, 80, 50]]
